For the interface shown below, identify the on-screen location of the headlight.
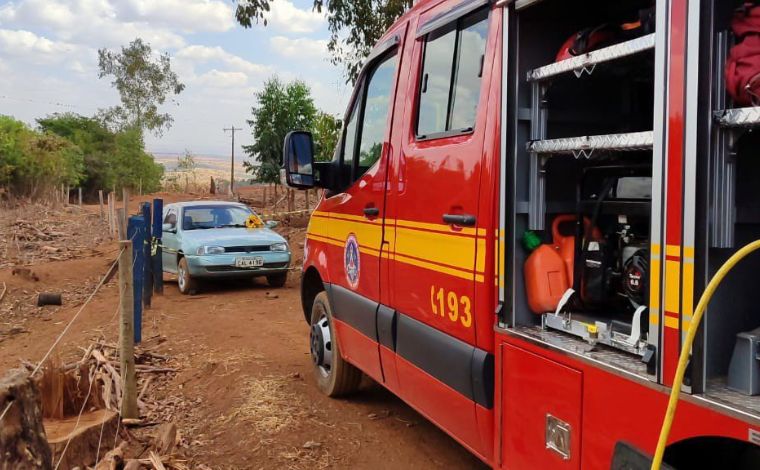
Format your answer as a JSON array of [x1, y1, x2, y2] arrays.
[[197, 246, 225, 255], [270, 242, 288, 252]]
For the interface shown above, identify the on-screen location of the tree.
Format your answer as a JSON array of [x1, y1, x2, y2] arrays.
[[0, 115, 84, 198], [38, 113, 115, 191], [236, 0, 412, 82], [97, 38, 185, 137], [243, 78, 317, 184], [176, 150, 198, 192], [38, 113, 164, 194], [313, 112, 341, 162]]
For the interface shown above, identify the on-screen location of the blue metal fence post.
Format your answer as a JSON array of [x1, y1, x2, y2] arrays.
[[152, 199, 164, 294], [140, 202, 152, 309], [127, 216, 144, 344]]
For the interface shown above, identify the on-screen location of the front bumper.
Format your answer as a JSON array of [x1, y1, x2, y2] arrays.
[[185, 253, 291, 278]]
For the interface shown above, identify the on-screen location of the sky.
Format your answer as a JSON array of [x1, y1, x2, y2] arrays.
[[0, 0, 351, 160]]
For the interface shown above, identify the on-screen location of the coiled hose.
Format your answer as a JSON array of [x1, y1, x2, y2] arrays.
[[652, 240, 760, 470]]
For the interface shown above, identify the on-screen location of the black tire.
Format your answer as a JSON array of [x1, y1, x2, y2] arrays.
[[177, 257, 198, 295], [266, 272, 288, 288], [309, 291, 362, 397]]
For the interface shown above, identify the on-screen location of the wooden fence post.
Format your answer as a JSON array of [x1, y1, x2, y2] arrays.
[[98, 190, 104, 219], [116, 208, 126, 241], [78, 187, 82, 206], [118, 241, 138, 420], [122, 188, 130, 231]]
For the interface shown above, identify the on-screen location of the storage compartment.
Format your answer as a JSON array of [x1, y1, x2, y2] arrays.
[[501, 343, 582, 470], [695, 0, 760, 412], [506, 0, 658, 374]]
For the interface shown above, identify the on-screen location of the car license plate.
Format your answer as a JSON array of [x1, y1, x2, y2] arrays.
[[235, 257, 264, 268]]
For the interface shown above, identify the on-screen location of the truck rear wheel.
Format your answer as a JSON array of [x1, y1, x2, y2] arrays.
[[309, 291, 362, 397]]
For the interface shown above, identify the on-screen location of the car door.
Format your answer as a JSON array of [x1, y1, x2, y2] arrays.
[[386, 1, 493, 457], [161, 206, 180, 273], [317, 25, 407, 383]]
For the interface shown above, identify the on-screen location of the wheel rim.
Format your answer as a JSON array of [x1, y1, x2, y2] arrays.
[[178, 263, 186, 291], [310, 313, 332, 378]]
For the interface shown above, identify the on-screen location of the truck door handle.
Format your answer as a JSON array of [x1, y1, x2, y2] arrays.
[[363, 207, 380, 217], [443, 214, 476, 227]]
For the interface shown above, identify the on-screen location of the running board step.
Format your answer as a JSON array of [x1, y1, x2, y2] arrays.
[[528, 131, 654, 158], [527, 33, 656, 82]]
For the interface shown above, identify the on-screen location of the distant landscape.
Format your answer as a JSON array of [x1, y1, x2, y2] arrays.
[[153, 153, 252, 188]]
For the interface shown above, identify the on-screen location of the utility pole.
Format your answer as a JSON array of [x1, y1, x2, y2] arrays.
[[224, 126, 243, 196]]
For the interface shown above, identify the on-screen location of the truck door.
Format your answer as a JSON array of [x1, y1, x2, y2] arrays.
[[318, 25, 406, 383], [387, 1, 493, 458]]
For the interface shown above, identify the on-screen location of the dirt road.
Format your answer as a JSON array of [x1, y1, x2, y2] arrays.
[[0, 194, 487, 469]]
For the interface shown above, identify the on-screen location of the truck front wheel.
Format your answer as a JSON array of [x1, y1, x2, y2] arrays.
[[309, 291, 362, 397]]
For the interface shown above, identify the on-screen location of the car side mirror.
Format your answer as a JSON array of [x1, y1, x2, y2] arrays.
[[265, 220, 279, 229], [162, 223, 176, 234], [282, 131, 315, 189]]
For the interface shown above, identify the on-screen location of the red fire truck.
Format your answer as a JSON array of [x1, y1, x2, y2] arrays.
[[281, 0, 760, 468]]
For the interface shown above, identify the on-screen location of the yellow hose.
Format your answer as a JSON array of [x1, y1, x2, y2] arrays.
[[651, 239, 760, 470]]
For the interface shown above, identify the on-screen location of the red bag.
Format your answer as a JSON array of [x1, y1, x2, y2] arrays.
[[726, 5, 760, 106]]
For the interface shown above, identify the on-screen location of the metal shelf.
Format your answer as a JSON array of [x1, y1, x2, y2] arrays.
[[527, 33, 656, 82], [528, 131, 654, 157], [715, 107, 760, 128]]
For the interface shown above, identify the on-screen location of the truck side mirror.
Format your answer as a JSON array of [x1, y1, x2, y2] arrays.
[[282, 131, 315, 189]]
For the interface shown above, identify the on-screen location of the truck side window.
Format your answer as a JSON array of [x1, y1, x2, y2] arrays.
[[357, 54, 398, 174], [417, 8, 489, 139], [339, 51, 398, 188]]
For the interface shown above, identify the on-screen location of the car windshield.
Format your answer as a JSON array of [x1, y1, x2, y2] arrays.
[[182, 205, 254, 231]]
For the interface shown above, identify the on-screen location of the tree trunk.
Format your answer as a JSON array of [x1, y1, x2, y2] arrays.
[[0, 369, 53, 470]]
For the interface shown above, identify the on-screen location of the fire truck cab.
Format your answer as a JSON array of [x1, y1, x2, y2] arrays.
[[282, 0, 760, 468]]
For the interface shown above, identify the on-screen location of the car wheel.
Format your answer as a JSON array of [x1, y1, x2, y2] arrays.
[[266, 272, 288, 288], [310, 291, 362, 397], [177, 258, 198, 295]]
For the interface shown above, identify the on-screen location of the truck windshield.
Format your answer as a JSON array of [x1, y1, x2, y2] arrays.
[[182, 206, 254, 231]]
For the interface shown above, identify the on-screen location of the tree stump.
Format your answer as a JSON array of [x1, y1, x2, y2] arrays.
[[0, 369, 52, 470]]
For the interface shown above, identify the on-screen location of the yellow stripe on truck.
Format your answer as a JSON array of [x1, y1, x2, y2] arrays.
[[306, 212, 490, 283]]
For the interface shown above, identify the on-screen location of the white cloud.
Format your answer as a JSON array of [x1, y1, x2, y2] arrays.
[[0, 0, 187, 49], [265, 0, 324, 34], [176, 45, 273, 81], [113, 0, 234, 33], [195, 69, 249, 88], [270, 36, 328, 61], [0, 29, 92, 69]]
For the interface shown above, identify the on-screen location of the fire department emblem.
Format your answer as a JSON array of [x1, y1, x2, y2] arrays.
[[344, 234, 360, 289]]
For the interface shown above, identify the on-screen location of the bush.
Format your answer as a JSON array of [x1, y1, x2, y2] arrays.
[[38, 113, 164, 196], [0, 115, 84, 198]]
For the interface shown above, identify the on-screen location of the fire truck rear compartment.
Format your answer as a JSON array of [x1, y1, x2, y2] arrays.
[[696, 0, 760, 413], [507, 0, 657, 377]]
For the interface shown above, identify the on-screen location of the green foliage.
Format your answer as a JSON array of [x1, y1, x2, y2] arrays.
[[243, 78, 317, 184], [0, 115, 85, 198], [313, 112, 342, 162], [176, 150, 197, 173], [37, 113, 164, 195], [236, 0, 412, 82], [97, 38, 185, 137]]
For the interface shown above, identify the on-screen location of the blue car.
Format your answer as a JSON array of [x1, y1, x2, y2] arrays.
[[161, 201, 291, 294]]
